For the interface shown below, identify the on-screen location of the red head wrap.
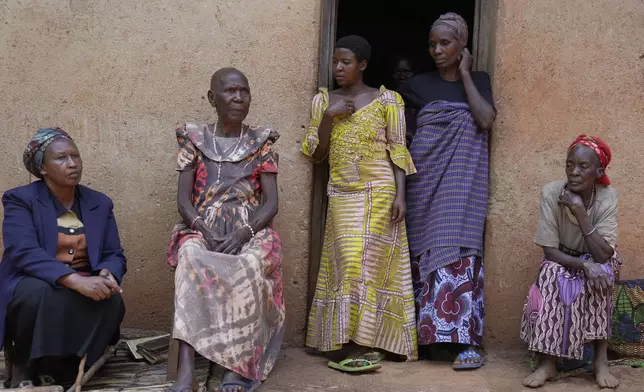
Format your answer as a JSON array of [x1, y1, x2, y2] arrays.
[[567, 134, 612, 185]]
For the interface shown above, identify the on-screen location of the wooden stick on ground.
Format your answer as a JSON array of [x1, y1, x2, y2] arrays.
[[74, 355, 87, 392], [3, 387, 64, 392], [84, 383, 172, 392], [66, 346, 117, 392]]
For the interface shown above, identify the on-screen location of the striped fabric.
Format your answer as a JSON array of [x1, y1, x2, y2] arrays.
[[303, 87, 418, 360], [306, 163, 418, 359], [406, 101, 489, 281], [520, 254, 622, 360]]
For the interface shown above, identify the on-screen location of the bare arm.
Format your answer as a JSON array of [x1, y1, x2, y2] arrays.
[[543, 247, 585, 269], [462, 71, 496, 130], [215, 172, 279, 254], [177, 170, 200, 229], [311, 113, 335, 162], [390, 165, 406, 224], [557, 189, 614, 264], [458, 49, 496, 130], [574, 210, 614, 263], [309, 97, 355, 162], [542, 213, 613, 268], [176, 170, 221, 249], [393, 166, 405, 198], [247, 172, 279, 233], [545, 188, 615, 291]]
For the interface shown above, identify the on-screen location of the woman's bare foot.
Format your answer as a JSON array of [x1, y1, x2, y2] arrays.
[[522, 356, 557, 388], [594, 339, 619, 389], [594, 362, 619, 389]]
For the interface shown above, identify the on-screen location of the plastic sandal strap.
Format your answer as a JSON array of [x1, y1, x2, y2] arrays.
[[39, 375, 56, 386], [340, 358, 375, 368], [17, 380, 35, 388], [220, 380, 260, 392]]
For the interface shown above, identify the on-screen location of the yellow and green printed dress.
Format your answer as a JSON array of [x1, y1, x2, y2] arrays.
[[302, 86, 418, 360]]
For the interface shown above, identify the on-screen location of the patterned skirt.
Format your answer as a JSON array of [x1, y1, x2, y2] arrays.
[[520, 254, 622, 360], [306, 161, 418, 360], [412, 256, 484, 346], [172, 228, 285, 381]]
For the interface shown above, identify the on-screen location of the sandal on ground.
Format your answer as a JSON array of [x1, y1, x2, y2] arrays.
[[38, 374, 56, 386], [165, 387, 195, 392], [218, 379, 261, 392], [452, 347, 484, 370], [205, 372, 219, 392], [328, 358, 382, 373], [357, 351, 386, 364], [16, 380, 36, 388]]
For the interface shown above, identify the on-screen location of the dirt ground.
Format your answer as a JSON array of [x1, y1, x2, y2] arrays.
[[257, 348, 643, 392], [3, 345, 643, 391]]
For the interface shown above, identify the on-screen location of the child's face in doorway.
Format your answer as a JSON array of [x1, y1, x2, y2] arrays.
[[429, 26, 462, 69], [393, 59, 413, 88], [332, 48, 367, 87]]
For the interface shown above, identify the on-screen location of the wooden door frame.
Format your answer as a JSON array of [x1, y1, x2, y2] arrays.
[[306, 0, 492, 314], [306, 0, 338, 313]]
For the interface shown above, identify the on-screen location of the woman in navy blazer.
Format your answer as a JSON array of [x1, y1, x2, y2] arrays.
[[1, 128, 126, 388]]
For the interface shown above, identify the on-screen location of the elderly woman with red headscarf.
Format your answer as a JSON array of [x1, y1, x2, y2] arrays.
[[521, 135, 620, 389]]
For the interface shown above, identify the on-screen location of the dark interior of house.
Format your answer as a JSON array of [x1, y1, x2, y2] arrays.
[[336, 0, 476, 89]]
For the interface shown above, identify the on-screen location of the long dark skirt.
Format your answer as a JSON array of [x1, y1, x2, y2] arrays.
[[5, 277, 124, 368]]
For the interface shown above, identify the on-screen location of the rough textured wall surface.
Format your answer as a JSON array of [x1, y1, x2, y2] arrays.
[[485, 0, 644, 347], [0, 0, 320, 346]]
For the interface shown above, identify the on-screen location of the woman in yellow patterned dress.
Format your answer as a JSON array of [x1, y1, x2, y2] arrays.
[[302, 35, 418, 372]]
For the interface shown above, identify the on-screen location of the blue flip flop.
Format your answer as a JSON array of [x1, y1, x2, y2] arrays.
[[219, 379, 261, 391], [453, 347, 484, 370]]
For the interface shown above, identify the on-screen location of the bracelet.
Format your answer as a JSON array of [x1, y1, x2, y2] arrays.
[[583, 227, 596, 237], [190, 216, 203, 230], [244, 223, 255, 237]]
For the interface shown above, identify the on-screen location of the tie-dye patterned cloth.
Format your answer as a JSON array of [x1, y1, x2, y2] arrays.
[[520, 253, 622, 360], [167, 123, 285, 381]]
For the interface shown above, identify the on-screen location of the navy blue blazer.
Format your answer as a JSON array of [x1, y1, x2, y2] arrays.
[[0, 180, 127, 350]]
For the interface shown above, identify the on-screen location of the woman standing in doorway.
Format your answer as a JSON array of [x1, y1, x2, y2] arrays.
[[302, 35, 418, 372], [399, 12, 496, 370]]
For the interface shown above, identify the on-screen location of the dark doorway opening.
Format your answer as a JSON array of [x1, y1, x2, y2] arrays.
[[336, 0, 476, 90]]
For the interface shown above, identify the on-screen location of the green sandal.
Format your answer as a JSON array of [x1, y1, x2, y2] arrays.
[[358, 351, 386, 364], [327, 358, 382, 373]]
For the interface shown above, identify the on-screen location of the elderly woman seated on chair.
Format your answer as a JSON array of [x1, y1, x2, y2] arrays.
[[166, 67, 284, 392], [0, 128, 126, 388]]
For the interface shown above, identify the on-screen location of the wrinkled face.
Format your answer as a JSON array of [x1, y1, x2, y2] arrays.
[[40, 138, 82, 187], [429, 25, 462, 69], [332, 48, 366, 87], [565, 145, 604, 193], [393, 59, 413, 87], [208, 71, 251, 123]]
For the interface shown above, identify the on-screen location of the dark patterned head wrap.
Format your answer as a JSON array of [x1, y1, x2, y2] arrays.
[[431, 12, 469, 48], [23, 127, 73, 178], [568, 134, 612, 185], [335, 35, 372, 62]]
